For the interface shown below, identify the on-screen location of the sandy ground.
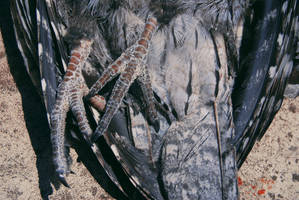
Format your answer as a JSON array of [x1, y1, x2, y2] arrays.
[[0, 7, 298, 200]]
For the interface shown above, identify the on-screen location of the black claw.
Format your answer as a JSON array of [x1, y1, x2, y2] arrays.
[[152, 119, 160, 133], [58, 173, 70, 188]]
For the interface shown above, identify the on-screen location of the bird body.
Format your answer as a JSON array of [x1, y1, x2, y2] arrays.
[[57, 3, 243, 197], [10, 0, 298, 199]]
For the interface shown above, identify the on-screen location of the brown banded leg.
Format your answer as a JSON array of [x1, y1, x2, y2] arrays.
[[91, 61, 140, 142], [51, 88, 70, 187], [85, 16, 158, 97], [86, 16, 159, 142], [85, 57, 125, 100], [50, 39, 107, 187]]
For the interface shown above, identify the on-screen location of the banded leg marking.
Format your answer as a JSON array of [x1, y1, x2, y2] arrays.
[[50, 39, 93, 187], [88, 16, 159, 142]]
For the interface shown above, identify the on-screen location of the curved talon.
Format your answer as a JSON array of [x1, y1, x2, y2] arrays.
[[50, 39, 93, 186], [57, 172, 70, 188]]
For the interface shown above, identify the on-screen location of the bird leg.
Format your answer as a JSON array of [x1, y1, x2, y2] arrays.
[[137, 66, 160, 130], [51, 15, 159, 187], [85, 16, 159, 143], [50, 39, 106, 187]]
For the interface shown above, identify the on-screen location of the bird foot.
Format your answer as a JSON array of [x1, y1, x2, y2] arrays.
[[50, 15, 160, 187], [86, 16, 160, 143], [50, 39, 106, 187]]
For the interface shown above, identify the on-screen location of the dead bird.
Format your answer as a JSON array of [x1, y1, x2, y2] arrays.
[[10, 0, 299, 199]]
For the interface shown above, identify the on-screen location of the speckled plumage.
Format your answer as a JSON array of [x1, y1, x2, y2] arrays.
[[10, 0, 299, 199], [51, 0, 244, 198]]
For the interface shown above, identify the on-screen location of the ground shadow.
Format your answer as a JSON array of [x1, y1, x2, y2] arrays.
[[0, 1, 59, 199]]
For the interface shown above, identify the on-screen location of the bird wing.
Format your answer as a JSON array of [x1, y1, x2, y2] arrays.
[[232, 0, 299, 168], [10, 0, 40, 92]]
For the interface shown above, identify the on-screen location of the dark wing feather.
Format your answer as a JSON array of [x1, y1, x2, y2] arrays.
[[36, 0, 63, 116], [10, 0, 40, 92], [232, 0, 299, 168]]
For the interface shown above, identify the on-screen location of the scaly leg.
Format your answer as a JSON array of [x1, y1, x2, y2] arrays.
[[137, 67, 160, 131], [50, 39, 106, 187], [86, 16, 159, 143]]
